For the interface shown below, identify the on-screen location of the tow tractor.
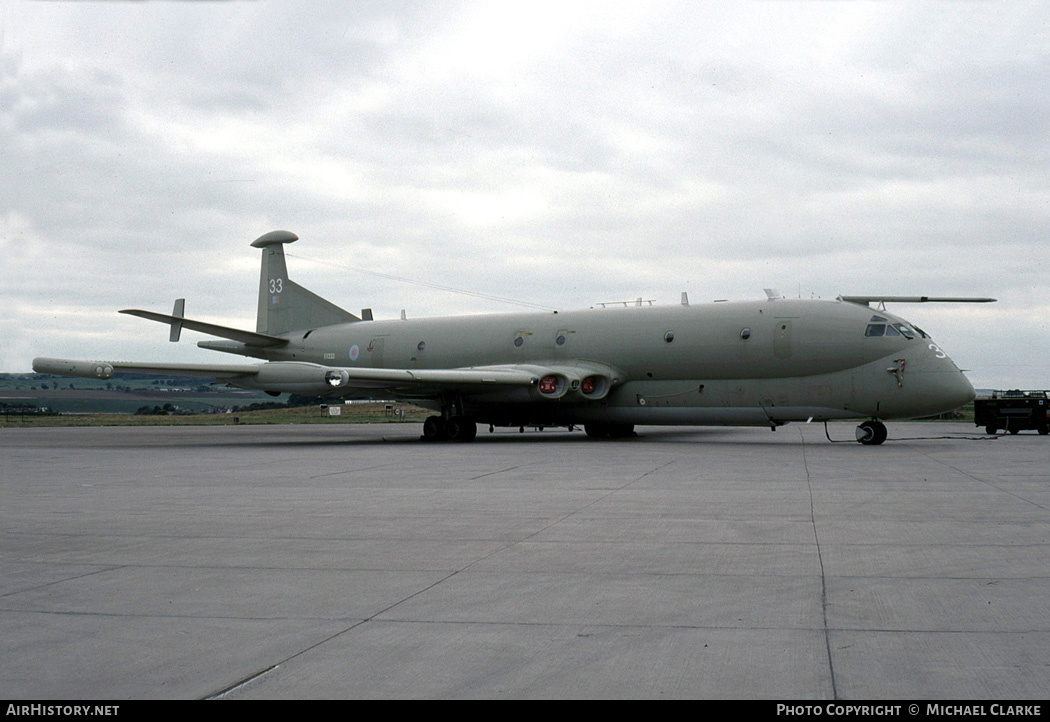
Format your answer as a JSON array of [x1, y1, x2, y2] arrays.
[[974, 390, 1049, 435]]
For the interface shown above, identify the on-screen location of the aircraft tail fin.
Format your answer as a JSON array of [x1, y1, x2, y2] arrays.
[[252, 231, 361, 336]]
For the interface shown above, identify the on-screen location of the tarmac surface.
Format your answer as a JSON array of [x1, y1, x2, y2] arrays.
[[1, 421, 1048, 700]]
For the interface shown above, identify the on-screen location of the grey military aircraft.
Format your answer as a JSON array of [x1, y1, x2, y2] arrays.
[[34, 230, 993, 444]]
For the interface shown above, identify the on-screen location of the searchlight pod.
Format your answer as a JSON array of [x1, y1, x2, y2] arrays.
[[247, 362, 350, 395], [325, 368, 350, 388]]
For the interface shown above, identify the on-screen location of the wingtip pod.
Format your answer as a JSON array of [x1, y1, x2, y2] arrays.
[[33, 357, 114, 380]]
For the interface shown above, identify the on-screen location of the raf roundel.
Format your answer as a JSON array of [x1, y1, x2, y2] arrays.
[[349, 345, 359, 362]]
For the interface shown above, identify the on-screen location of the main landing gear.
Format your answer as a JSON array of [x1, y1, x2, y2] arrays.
[[856, 419, 888, 446], [422, 415, 478, 443], [583, 422, 636, 439]]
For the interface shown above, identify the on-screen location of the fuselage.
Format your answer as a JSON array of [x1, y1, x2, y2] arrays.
[[250, 297, 975, 428]]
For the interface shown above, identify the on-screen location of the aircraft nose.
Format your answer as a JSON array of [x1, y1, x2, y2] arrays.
[[877, 348, 976, 419], [939, 368, 976, 410], [910, 357, 975, 418]]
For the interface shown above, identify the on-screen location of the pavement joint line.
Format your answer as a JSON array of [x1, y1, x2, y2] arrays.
[[204, 455, 699, 695], [0, 565, 126, 599], [799, 426, 838, 701], [914, 451, 1050, 512], [5, 422, 1048, 698]]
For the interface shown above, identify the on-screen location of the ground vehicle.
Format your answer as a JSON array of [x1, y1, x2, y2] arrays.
[[974, 390, 1050, 435]]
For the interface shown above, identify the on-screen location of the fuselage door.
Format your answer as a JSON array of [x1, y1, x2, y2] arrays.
[[366, 336, 386, 367]]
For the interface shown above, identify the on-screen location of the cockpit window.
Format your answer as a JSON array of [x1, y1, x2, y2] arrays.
[[892, 323, 914, 339], [869, 315, 888, 323], [865, 320, 921, 339]]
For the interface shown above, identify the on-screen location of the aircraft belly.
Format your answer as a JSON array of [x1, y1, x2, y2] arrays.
[[600, 406, 865, 426], [462, 374, 862, 427], [608, 377, 855, 416]]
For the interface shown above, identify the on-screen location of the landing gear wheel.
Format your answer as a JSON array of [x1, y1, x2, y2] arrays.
[[423, 416, 448, 441], [856, 420, 887, 445], [445, 416, 478, 443], [584, 422, 636, 439], [584, 424, 607, 439]]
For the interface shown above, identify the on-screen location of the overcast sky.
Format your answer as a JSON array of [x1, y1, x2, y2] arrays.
[[3, 1, 1048, 388]]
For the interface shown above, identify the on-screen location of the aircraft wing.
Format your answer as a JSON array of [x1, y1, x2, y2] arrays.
[[31, 357, 623, 402], [31, 357, 544, 396]]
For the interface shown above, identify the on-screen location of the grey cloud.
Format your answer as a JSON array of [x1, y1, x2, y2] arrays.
[[4, 1, 1049, 388]]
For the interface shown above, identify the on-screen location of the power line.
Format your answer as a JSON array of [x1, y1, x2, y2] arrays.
[[285, 252, 557, 312]]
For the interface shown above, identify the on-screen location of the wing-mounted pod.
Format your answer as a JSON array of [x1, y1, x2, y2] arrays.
[[230, 362, 351, 395], [33, 358, 116, 380]]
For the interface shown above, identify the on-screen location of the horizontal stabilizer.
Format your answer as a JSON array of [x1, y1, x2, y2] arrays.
[[120, 309, 288, 347]]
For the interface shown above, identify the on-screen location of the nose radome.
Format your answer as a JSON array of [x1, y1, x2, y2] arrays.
[[885, 355, 976, 419], [912, 343, 976, 416], [945, 369, 976, 409], [916, 367, 975, 418]]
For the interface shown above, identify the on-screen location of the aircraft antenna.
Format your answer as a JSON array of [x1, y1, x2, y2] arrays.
[[285, 252, 557, 312]]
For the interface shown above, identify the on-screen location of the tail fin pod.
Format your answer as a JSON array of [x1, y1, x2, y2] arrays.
[[252, 231, 361, 336]]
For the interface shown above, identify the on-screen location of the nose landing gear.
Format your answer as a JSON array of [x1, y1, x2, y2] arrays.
[[856, 420, 888, 445]]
